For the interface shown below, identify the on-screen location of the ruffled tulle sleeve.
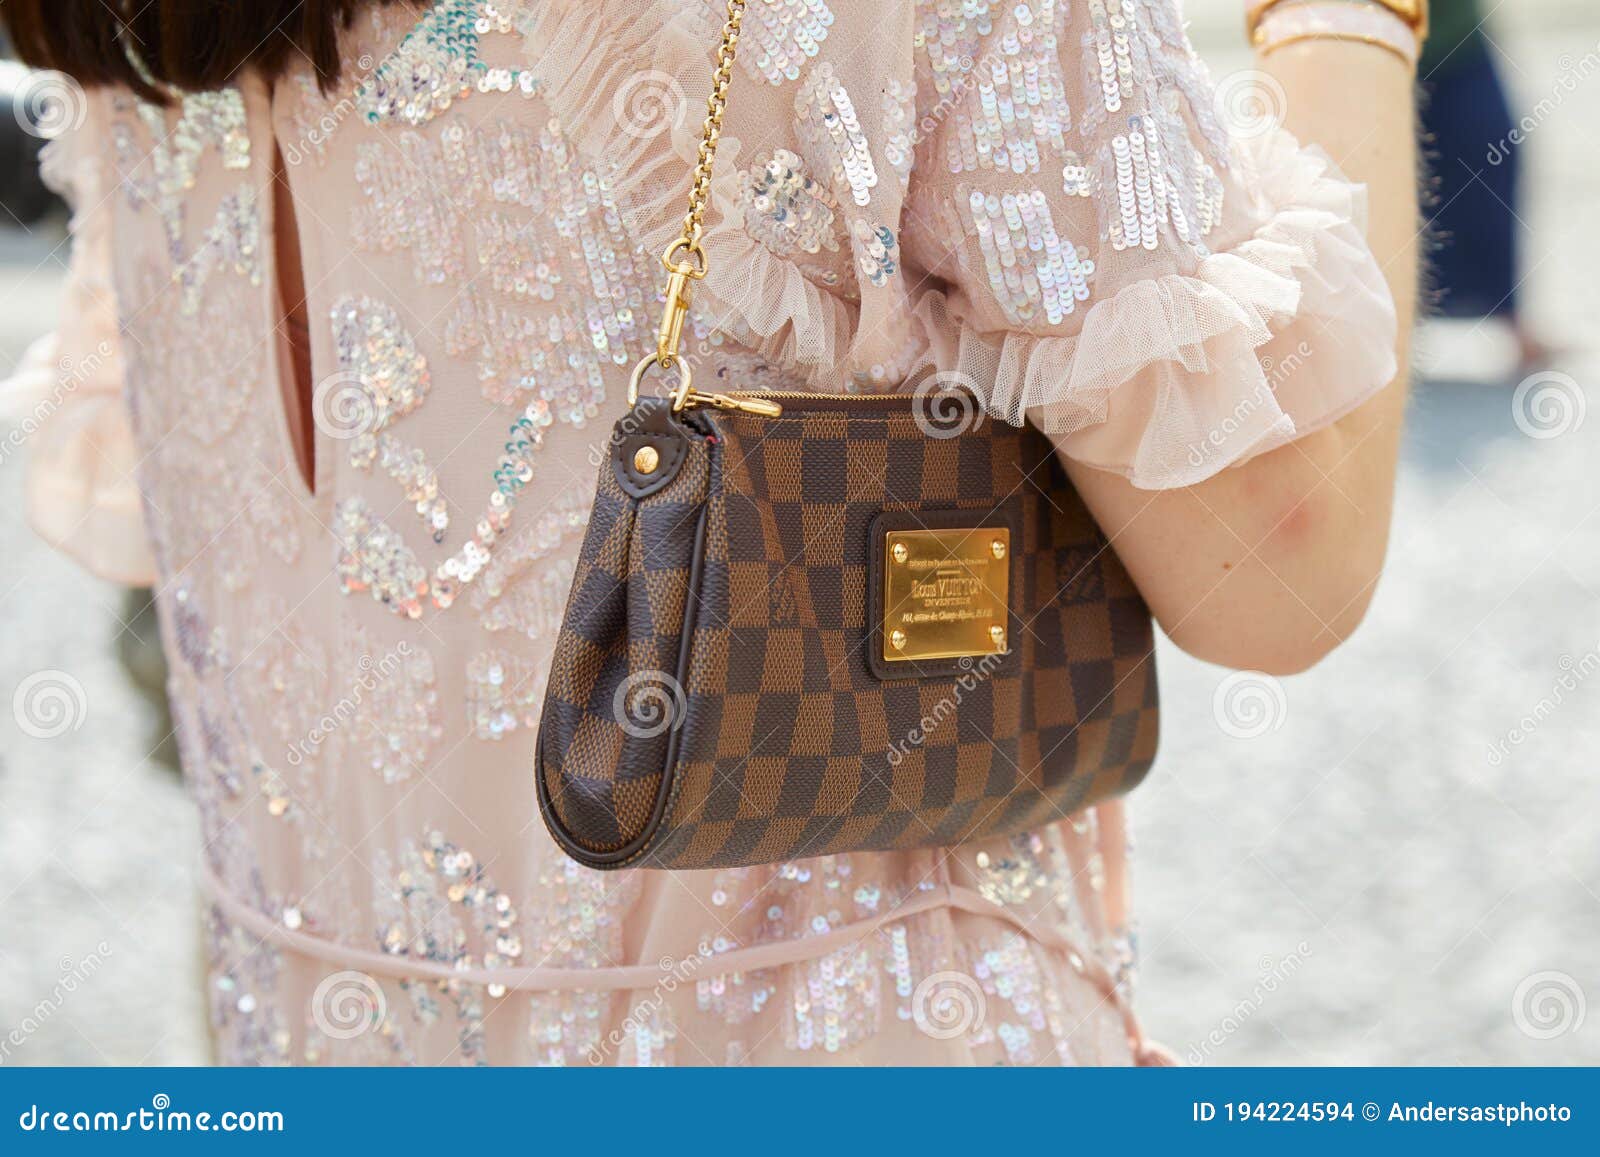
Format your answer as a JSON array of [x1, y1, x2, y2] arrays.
[[524, 0, 1398, 489], [0, 91, 153, 584]]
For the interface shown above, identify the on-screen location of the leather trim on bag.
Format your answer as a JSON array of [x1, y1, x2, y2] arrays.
[[611, 396, 692, 499], [534, 486, 712, 870]]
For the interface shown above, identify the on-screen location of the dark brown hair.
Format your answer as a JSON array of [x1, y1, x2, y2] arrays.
[[2, 0, 396, 102]]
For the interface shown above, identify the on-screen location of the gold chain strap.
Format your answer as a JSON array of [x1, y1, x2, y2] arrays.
[[629, 0, 753, 413], [675, 0, 746, 270]]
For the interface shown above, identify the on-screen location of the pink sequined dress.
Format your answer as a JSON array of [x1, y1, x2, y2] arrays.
[[11, 0, 1395, 1065]]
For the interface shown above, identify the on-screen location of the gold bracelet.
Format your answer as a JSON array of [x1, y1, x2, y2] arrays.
[[1251, 2, 1423, 69], [1247, 0, 1429, 44]]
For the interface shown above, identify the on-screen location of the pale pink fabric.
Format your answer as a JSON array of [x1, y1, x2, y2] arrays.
[[5, 0, 1397, 1066], [530, 0, 1396, 486], [2, 133, 154, 584]]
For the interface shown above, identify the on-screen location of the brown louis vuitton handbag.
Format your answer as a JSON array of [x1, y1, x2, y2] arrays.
[[535, 0, 1158, 871]]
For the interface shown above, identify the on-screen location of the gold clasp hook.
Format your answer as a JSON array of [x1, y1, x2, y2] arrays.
[[655, 238, 707, 369], [626, 353, 783, 417], [620, 3, 781, 422], [628, 351, 694, 411], [656, 267, 693, 366]]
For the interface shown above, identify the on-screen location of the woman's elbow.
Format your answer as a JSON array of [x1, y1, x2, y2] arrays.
[[1164, 590, 1375, 675], [1158, 543, 1386, 677]]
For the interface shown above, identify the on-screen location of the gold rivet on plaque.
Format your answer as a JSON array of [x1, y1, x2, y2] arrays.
[[891, 542, 909, 565], [634, 445, 660, 474], [989, 624, 1007, 648], [889, 628, 908, 650], [991, 538, 1007, 560]]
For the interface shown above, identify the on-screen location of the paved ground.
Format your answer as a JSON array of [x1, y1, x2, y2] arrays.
[[1138, 1, 1600, 1065], [2, 6, 1598, 1065]]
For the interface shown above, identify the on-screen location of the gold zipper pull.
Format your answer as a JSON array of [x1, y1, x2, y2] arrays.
[[683, 390, 783, 417]]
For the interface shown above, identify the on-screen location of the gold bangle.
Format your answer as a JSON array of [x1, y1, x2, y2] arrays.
[[1255, 28, 1418, 69], [1252, 2, 1422, 69], [1248, 0, 1429, 44]]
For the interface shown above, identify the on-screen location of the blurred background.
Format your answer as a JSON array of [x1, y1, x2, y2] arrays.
[[1, 0, 1597, 1065]]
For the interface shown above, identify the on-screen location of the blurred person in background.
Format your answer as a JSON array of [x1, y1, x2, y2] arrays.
[[1419, 0, 1552, 372], [0, 0, 1417, 1066]]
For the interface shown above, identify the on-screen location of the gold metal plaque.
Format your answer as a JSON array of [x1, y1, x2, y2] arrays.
[[882, 527, 1011, 662]]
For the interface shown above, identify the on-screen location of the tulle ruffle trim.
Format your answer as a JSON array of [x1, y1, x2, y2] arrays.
[[525, 1, 869, 391], [914, 130, 1400, 487], [529, 6, 1399, 488]]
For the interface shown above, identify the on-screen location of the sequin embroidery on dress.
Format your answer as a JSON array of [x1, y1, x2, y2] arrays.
[[88, 0, 1191, 1066], [1078, 0, 1227, 252]]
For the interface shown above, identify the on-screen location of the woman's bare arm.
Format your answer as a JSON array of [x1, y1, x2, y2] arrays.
[[1063, 39, 1419, 675]]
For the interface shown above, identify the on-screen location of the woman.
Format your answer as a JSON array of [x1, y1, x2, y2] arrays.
[[2, 0, 1416, 1065]]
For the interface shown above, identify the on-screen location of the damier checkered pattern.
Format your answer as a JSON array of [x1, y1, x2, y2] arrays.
[[538, 425, 714, 855], [537, 399, 1158, 870]]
